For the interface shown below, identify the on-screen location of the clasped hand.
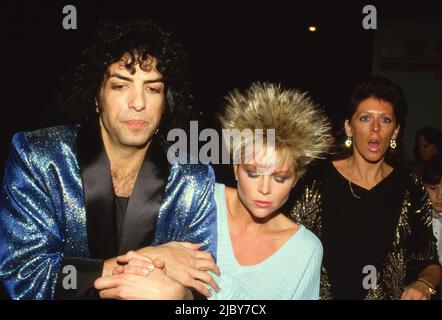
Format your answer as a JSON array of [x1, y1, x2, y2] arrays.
[[94, 241, 221, 299]]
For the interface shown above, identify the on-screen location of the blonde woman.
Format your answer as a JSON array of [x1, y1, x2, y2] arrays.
[[209, 82, 332, 299], [94, 83, 332, 300]]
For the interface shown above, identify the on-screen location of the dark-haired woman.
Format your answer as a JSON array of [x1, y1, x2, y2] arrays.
[[287, 77, 442, 300]]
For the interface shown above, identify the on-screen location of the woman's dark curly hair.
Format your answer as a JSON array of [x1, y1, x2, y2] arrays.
[[332, 76, 408, 166], [51, 18, 192, 138]]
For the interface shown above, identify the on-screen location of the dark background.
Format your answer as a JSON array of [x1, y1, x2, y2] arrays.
[[2, 1, 441, 174], [1, 0, 441, 299]]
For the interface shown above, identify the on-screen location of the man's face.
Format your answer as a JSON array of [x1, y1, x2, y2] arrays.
[[97, 58, 165, 148]]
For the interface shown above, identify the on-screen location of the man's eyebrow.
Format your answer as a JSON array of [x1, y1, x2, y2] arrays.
[[108, 72, 164, 84], [144, 78, 164, 84], [108, 73, 132, 82]]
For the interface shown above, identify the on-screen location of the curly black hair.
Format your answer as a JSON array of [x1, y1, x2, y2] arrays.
[[50, 18, 192, 137]]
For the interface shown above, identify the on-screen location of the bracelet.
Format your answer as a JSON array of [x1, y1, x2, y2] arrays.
[[417, 278, 436, 296]]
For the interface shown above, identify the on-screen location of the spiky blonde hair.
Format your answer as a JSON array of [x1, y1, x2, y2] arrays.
[[218, 82, 333, 175]]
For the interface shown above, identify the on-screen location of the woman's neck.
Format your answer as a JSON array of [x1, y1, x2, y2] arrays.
[[346, 153, 392, 189]]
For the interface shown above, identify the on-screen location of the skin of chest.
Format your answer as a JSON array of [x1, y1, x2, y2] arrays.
[[111, 169, 139, 197], [229, 225, 295, 266]]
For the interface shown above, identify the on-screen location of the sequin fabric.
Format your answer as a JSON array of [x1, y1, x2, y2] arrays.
[[289, 172, 440, 300], [152, 162, 217, 258], [0, 126, 217, 299]]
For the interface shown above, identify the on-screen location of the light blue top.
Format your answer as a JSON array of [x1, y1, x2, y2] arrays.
[[209, 183, 323, 300]]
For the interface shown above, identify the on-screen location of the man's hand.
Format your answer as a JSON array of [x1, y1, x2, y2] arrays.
[[94, 268, 192, 300], [400, 281, 432, 300], [135, 241, 220, 297]]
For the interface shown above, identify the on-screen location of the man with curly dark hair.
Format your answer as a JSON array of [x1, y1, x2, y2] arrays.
[[0, 19, 219, 300]]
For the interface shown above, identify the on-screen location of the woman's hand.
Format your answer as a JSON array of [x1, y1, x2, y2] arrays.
[[95, 268, 192, 300], [136, 241, 221, 297], [400, 281, 432, 300]]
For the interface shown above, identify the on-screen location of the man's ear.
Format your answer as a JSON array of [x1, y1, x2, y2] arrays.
[[344, 119, 352, 137]]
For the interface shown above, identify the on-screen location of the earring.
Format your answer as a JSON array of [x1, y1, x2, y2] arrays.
[[235, 176, 238, 181], [154, 128, 159, 135], [390, 139, 397, 149], [345, 137, 352, 148]]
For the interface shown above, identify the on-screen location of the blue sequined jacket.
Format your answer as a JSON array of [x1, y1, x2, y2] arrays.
[[0, 122, 217, 299]]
